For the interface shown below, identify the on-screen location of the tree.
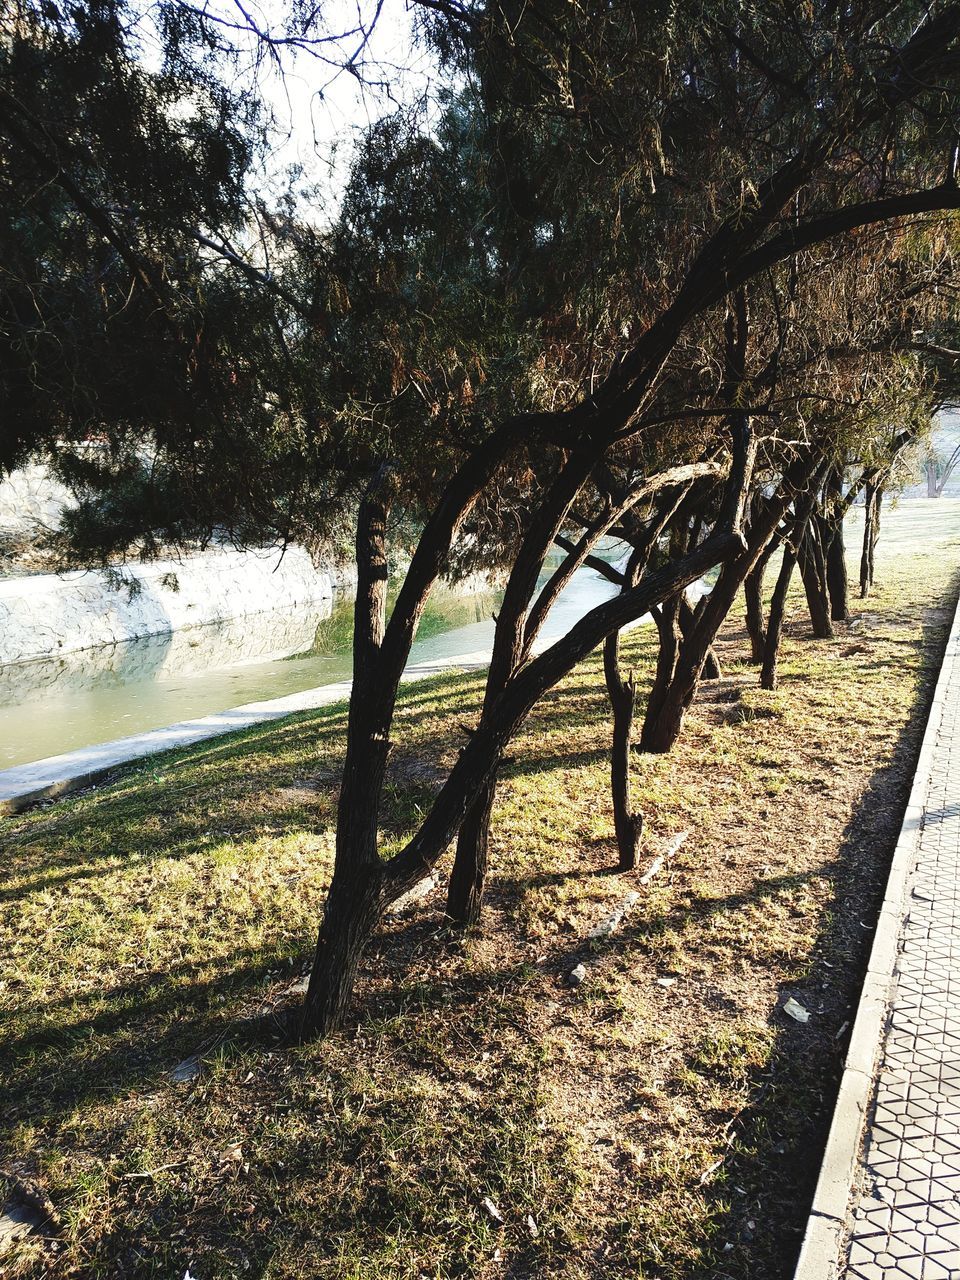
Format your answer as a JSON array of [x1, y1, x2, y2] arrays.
[[3, 0, 960, 1038]]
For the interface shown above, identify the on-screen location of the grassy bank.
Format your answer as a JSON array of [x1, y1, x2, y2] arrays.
[[2, 500, 959, 1279]]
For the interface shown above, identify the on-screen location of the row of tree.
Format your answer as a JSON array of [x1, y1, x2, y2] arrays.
[[2, 0, 959, 1037]]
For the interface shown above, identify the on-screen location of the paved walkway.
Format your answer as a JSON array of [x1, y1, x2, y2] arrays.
[[795, 594, 960, 1280]]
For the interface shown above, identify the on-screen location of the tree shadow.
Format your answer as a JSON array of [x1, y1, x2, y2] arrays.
[[3, 678, 458, 901], [2, 945, 302, 1138], [4, 573, 954, 1277], [684, 576, 960, 1279]]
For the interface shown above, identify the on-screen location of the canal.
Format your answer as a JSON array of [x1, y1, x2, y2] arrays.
[[0, 563, 623, 769]]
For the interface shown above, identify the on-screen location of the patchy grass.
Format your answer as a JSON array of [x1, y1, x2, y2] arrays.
[[2, 499, 959, 1279]]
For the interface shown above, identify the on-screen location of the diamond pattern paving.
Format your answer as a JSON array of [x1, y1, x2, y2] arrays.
[[844, 661, 960, 1278]]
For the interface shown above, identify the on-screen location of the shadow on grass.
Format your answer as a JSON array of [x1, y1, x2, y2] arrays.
[[685, 573, 960, 1280], [1, 946, 308, 1132], [2, 849, 830, 1142], [3, 578, 955, 1278], [2, 697, 360, 903]]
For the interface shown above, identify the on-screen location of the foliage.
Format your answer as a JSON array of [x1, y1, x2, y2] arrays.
[[4, 0, 960, 1035]]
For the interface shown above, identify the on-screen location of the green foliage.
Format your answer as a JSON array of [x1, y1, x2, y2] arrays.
[[0, 1, 250, 466], [2, 0, 959, 574]]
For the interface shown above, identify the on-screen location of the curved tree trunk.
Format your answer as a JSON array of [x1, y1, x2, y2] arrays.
[[760, 545, 798, 691], [603, 630, 643, 869], [680, 593, 722, 679], [640, 578, 735, 755], [446, 452, 596, 926], [299, 390, 755, 1036], [299, 470, 396, 1041], [819, 468, 849, 622], [743, 565, 767, 663], [641, 450, 820, 754], [797, 523, 833, 638], [445, 775, 497, 925], [640, 594, 683, 751], [300, 862, 386, 1039], [744, 530, 788, 664], [758, 491, 822, 691]]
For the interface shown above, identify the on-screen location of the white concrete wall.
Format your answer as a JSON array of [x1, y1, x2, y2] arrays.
[[0, 602, 331, 703], [0, 462, 74, 535], [0, 545, 332, 666]]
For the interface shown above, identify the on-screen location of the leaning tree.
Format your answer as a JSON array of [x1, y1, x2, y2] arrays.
[[296, 0, 960, 1033], [3, 0, 960, 1036]]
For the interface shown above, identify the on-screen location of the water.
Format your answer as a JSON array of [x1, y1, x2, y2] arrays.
[[0, 565, 622, 769]]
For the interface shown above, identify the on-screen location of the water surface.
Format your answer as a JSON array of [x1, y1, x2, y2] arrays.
[[0, 566, 620, 769]]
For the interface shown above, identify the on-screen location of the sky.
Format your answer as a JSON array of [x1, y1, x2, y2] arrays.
[[222, 0, 440, 210], [129, 0, 441, 217]]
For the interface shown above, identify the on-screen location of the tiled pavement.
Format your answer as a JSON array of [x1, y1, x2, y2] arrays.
[[827, 601, 960, 1279]]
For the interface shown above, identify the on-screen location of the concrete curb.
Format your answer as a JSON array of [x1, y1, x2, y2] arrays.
[[0, 648, 491, 816], [792, 591, 960, 1280]]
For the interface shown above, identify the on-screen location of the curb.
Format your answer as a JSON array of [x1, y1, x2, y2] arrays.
[[792, 590, 960, 1280]]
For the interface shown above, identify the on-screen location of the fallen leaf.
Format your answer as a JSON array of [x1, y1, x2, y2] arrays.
[[481, 1196, 504, 1224]]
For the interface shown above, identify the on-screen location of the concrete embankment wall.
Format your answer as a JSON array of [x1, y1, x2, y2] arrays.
[[0, 546, 332, 667], [0, 462, 73, 536]]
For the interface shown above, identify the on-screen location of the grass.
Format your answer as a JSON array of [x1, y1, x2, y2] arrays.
[[2, 499, 959, 1278]]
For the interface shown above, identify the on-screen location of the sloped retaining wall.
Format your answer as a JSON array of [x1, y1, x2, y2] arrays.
[[0, 546, 332, 667], [0, 462, 73, 536]]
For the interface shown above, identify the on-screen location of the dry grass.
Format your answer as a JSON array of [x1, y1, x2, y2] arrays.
[[2, 499, 959, 1279]]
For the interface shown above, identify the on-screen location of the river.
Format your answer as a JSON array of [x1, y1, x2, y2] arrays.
[[0, 564, 622, 769]]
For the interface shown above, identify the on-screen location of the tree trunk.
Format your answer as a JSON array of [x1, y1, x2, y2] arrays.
[[760, 546, 798, 691], [299, 861, 386, 1040], [640, 575, 736, 755], [679, 594, 722, 679], [743, 564, 767, 663], [603, 631, 643, 869], [860, 482, 883, 597], [640, 450, 819, 754], [640, 594, 683, 751], [299, 471, 395, 1039], [873, 488, 884, 583], [301, 526, 743, 1038], [819, 468, 849, 623], [445, 774, 497, 924], [744, 532, 787, 663], [299, 435, 753, 1037], [823, 517, 849, 621], [446, 451, 596, 926], [797, 524, 833, 638], [758, 489, 822, 690], [860, 483, 875, 596]]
